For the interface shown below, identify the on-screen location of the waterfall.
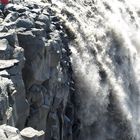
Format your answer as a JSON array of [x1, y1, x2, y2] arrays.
[[51, 0, 140, 139], [0, 0, 140, 139]]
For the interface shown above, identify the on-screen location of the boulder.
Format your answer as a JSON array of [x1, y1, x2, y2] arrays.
[[20, 127, 44, 140], [0, 125, 23, 140]]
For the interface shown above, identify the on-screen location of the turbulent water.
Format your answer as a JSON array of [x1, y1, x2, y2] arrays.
[[48, 0, 140, 140]]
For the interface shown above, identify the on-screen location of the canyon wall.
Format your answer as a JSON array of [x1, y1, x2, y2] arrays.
[[1, 0, 140, 140]]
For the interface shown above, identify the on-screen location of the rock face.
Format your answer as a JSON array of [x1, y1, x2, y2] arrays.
[[0, 1, 76, 140], [1, 1, 140, 140]]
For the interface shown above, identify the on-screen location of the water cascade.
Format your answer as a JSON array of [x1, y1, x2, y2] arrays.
[[0, 0, 140, 140]]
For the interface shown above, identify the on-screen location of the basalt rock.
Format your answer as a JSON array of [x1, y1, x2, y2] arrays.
[[0, 1, 75, 140]]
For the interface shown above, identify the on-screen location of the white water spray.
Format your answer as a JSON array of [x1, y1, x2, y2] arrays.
[[50, 0, 140, 139]]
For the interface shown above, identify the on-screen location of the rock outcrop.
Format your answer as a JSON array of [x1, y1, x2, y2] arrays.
[[2, 0, 140, 140], [0, 1, 76, 140]]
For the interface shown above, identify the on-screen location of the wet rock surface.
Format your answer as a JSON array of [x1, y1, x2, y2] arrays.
[[0, 1, 76, 140], [1, 1, 140, 140]]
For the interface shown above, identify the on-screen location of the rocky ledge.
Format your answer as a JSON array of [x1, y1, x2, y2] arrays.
[[0, 1, 77, 140]]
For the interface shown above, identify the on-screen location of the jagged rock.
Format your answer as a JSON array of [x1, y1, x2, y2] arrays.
[[0, 70, 9, 77], [26, 4, 34, 10], [28, 84, 44, 107], [28, 12, 37, 20], [46, 112, 60, 140], [37, 14, 50, 31], [0, 77, 11, 125], [31, 9, 41, 14], [51, 16, 60, 22], [0, 59, 19, 70], [17, 31, 44, 60], [16, 18, 35, 29], [31, 28, 46, 37], [5, 4, 15, 12], [0, 60, 29, 130], [37, 14, 50, 24], [47, 39, 61, 67], [26, 84, 49, 131], [35, 21, 49, 31], [0, 26, 8, 32], [17, 31, 49, 86], [4, 12, 19, 23], [64, 115, 72, 140], [20, 127, 44, 140], [13, 5, 29, 13], [0, 2, 74, 140], [0, 125, 23, 140], [42, 9, 49, 16], [0, 39, 13, 60], [0, 35, 29, 130], [0, 37, 28, 128], [3, 22, 16, 30], [0, 32, 16, 46]]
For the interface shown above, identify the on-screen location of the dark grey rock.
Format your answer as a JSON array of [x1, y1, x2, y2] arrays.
[[29, 13, 37, 20], [14, 5, 29, 13], [3, 22, 16, 30], [0, 26, 8, 32], [17, 31, 49, 86], [35, 21, 47, 30], [51, 16, 60, 22], [28, 84, 44, 107], [0, 2, 73, 140], [31, 28, 46, 37], [31, 9, 41, 14], [4, 12, 19, 23], [0, 32, 16, 46], [37, 14, 50, 24], [0, 39, 13, 60], [5, 4, 15, 12], [16, 18, 35, 29]]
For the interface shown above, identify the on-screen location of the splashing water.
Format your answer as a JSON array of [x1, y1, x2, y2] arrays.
[[50, 0, 140, 139]]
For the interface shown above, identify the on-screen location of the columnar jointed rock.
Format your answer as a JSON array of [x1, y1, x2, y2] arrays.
[[0, 28, 29, 131], [0, 1, 76, 140]]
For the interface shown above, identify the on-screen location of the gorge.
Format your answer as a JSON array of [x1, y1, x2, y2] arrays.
[[0, 0, 140, 140]]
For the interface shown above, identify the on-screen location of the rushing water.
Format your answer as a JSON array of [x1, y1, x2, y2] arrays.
[[49, 0, 140, 139]]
